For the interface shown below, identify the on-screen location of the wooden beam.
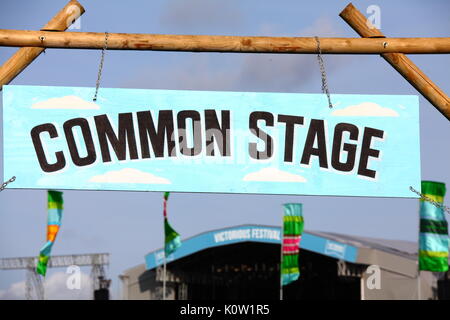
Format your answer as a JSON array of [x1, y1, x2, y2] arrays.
[[0, 30, 449, 54], [0, 0, 85, 90], [340, 3, 450, 121]]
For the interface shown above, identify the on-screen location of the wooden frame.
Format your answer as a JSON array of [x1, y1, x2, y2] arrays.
[[0, 0, 84, 88], [0, 30, 448, 54], [0, 1, 448, 120]]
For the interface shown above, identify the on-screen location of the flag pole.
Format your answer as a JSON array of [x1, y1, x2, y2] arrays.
[[163, 252, 167, 300], [417, 196, 421, 300], [163, 193, 168, 300], [416, 194, 421, 300], [280, 213, 284, 300], [160, 191, 182, 301], [163, 193, 167, 301], [416, 192, 420, 300], [417, 268, 421, 300]]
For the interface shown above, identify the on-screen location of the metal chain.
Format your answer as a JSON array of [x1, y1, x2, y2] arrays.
[[0, 176, 16, 192], [410, 186, 450, 214], [93, 32, 109, 102], [314, 36, 333, 109]]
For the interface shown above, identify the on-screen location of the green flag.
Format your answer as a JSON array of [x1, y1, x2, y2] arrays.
[[163, 192, 181, 256], [282, 203, 304, 286], [419, 181, 448, 272]]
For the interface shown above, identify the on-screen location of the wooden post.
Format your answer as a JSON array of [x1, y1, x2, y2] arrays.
[[0, 0, 85, 90], [340, 3, 450, 121], [0, 30, 449, 54]]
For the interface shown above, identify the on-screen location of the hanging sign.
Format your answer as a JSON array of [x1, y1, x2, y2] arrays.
[[3, 85, 421, 197]]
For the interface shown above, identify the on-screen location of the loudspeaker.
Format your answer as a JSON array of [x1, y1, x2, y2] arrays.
[[438, 279, 450, 300], [94, 288, 109, 300]]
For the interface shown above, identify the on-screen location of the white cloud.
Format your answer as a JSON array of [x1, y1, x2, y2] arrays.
[[0, 271, 92, 300], [89, 168, 171, 184], [243, 167, 307, 183], [44, 271, 92, 300], [32, 96, 100, 110], [331, 102, 399, 117], [0, 280, 25, 300]]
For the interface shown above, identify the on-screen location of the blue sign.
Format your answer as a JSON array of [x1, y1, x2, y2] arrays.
[[144, 225, 358, 269], [3, 85, 421, 197]]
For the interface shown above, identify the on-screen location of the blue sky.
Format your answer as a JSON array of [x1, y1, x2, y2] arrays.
[[0, 0, 449, 299]]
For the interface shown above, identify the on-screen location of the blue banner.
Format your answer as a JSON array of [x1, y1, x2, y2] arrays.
[[3, 85, 420, 197], [144, 225, 359, 270]]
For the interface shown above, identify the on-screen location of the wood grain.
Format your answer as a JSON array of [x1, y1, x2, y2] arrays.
[[0, 0, 85, 89]]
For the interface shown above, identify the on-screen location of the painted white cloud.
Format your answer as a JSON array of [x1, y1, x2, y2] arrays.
[[89, 168, 171, 184], [243, 167, 307, 183], [37, 175, 62, 186], [32, 96, 100, 110], [331, 102, 399, 117]]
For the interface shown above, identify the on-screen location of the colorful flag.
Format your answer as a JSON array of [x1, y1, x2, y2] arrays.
[[419, 181, 448, 272], [36, 191, 63, 276], [282, 203, 304, 286], [163, 192, 181, 256]]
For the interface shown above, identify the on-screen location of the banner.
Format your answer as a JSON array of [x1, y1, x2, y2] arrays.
[[3, 85, 421, 197], [145, 225, 358, 270], [282, 203, 304, 285], [419, 181, 448, 272], [37, 190, 63, 276]]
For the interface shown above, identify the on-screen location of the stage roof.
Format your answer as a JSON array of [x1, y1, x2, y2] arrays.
[[145, 224, 359, 270], [144, 224, 434, 278]]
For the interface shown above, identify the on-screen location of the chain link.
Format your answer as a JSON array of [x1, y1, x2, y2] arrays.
[[0, 176, 16, 192], [93, 32, 109, 102], [410, 186, 450, 214], [314, 36, 333, 109]]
